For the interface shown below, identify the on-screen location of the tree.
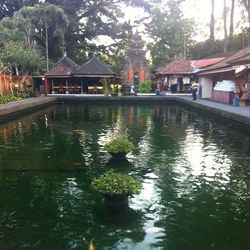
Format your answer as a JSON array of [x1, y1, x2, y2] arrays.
[[13, 6, 37, 50], [239, 0, 250, 45], [239, 0, 250, 24], [43, 0, 132, 66], [229, 0, 235, 37], [0, 7, 46, 75], [210, 0, 215, 40], [223, 0, 229, 52], [0, 0, 39, 20], [146, 0, 195, 67], [32, 3, 69, 71], [0, 41, 46, 75]]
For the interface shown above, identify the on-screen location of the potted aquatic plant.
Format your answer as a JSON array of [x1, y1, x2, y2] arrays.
[[104, 136, 135, 159], [91, 170, 142, 206]]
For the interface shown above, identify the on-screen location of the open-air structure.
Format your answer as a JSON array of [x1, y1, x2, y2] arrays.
[[158, 57, 194, 93], [197, 46, 250, 105], [44, 56, 115, 95]]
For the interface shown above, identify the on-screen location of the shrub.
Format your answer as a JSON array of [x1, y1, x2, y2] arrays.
[[100, 79, 109, 94], [139, 80, 152, 93], [104, 136, 135, 153], [110, 84, 122, 95], [0, 94, 19, 104], [91, 170, 142, 196]]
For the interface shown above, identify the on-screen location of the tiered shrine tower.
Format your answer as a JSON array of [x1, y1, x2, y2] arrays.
[[123, 32, 149, 84]]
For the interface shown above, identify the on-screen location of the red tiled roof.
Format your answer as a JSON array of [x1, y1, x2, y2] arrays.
[[199, 46, 250, 73], [159, 58, 193, 75], [191, 57, 224, 69]]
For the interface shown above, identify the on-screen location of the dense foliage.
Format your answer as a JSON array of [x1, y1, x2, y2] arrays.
[[0, 94, 19, 104], [104, 136, 135, 153], [139, 80, 152, 93], [91, 170, 142, 196], [0, 0, 250, 72], [146, 0, 195, 67]]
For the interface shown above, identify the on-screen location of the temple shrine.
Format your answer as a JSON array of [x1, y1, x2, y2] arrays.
[[123, 32, 149, 85]]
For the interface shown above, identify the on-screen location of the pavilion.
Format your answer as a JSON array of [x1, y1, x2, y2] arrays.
[[44, 56, 115, 95], [158, 57, 194, 93]]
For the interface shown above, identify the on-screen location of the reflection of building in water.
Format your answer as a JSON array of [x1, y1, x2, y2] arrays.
[[152, 106, 187, 138], [0, 107, 56, 144]]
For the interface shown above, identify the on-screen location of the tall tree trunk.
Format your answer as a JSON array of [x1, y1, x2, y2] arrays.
[[241, 0, 250, 45], [62, 35, 65, 57], [229, 0, 235, 37], [224, 0, 229, 52], [241, 0, 250, 23], [15, 66, 19, 76], [210, 0, 215, 40], [45, 19, 49, 72]]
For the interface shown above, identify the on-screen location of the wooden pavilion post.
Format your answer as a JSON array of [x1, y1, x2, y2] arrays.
[[44, 77, 50, 95], [51, 79, 55, 94], [65, 79, 69, 94], [81, 79, 83, 94]]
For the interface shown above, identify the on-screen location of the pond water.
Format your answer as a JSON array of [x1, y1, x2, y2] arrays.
[[0, 104, 250, 250]]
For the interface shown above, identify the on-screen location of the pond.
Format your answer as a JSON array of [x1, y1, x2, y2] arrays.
[[0, 104, 250, 250]]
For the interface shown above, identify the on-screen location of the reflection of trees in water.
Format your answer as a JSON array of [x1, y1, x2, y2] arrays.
[[114, 105, 250, 250], [0, 108, 57, 170], [1, 104, 250, 249], [0, 171, 145, 249], [105, 157, 133, 174], [154, 107, 250, 250], [93, 205, 145, 247], [157, 167, 250, 250]]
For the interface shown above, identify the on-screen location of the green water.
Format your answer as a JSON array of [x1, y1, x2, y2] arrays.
[[0, 104, 250, 250]]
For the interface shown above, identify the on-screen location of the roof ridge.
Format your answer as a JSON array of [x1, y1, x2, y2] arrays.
[[73, 56, 115, 75]]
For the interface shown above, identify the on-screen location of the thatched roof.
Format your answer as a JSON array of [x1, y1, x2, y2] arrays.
[[73, 57, 115, 77], [45, 56, 79, 77], [159, 58, 193, 75]]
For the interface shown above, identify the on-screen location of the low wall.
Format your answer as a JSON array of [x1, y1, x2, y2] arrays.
[[0, 97, 57, 123], [211, 90, 234, 104], [176, 96, 250, 128], [54, 94, 177, 104]]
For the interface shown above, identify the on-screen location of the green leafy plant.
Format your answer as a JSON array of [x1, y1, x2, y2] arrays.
[[91, 170, 142, 196], [0, 94, 20, 104], [19, 85, 34, 98], [100, 78, 110, 95], [104, 136, 135, 154], [139, 80, 152, 93], [110, 84, 122, 95]]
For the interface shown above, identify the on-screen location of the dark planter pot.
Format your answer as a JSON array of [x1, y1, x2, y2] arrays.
[[110, 152, 127, 159], [104, 194, 129, 206]]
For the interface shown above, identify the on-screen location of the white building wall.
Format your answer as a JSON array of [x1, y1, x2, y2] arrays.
[[199, 77, 213, 98]]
